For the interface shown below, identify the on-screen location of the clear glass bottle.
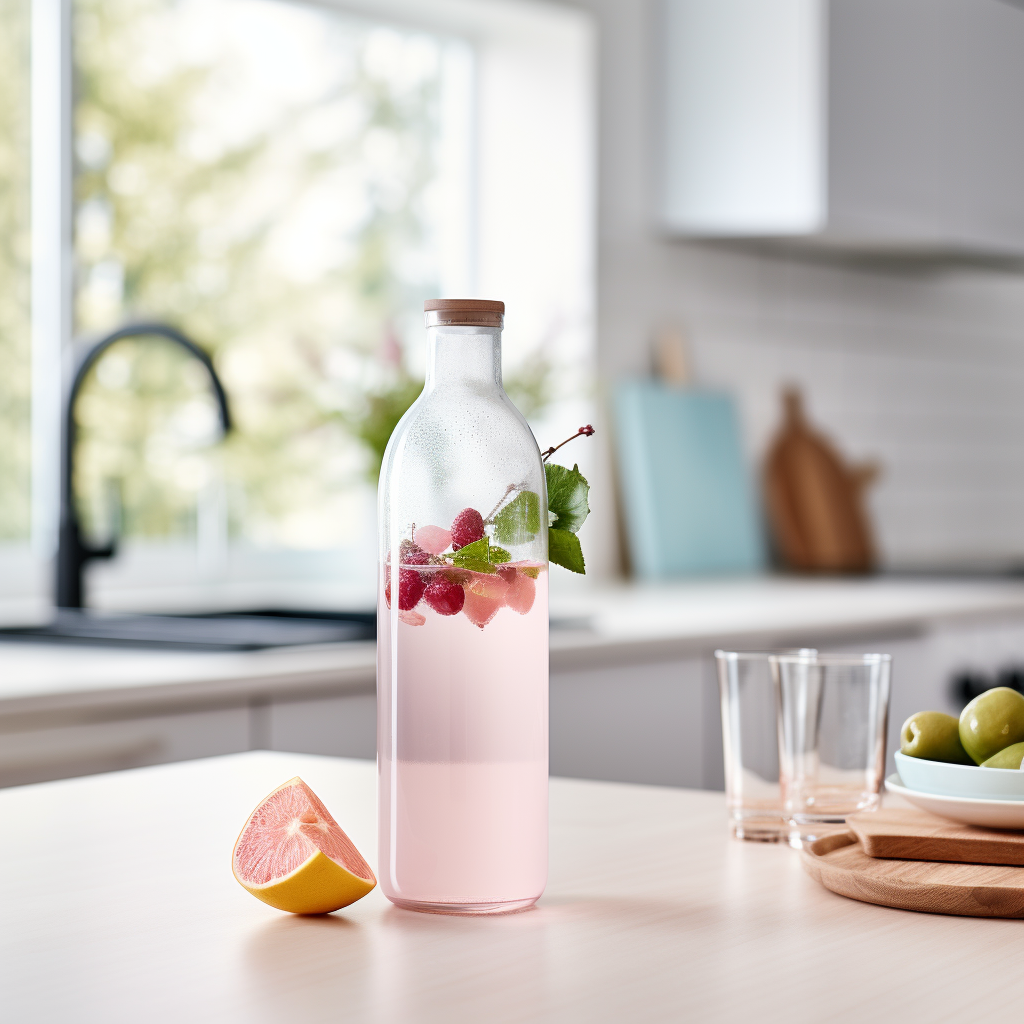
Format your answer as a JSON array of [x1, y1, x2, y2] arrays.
[[377, 298, 548, 915]]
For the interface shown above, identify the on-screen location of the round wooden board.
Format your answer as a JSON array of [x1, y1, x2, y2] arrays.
[[801, 831, 1024, 918]]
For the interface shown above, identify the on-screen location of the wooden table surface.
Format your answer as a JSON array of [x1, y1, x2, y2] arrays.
[[4, 751, 1024, 1023]]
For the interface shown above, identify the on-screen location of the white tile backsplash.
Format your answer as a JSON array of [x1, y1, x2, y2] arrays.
[[684, 280, 1024, 567], [565, 0, 1024, 571]]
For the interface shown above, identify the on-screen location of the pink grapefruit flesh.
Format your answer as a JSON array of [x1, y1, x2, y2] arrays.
[[232, 777, 376, 914]]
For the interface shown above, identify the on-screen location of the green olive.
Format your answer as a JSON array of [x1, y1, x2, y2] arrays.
[[959, 687, 1024, 765], [982, 741, 1024, 769], [900, 711, 973, 764]]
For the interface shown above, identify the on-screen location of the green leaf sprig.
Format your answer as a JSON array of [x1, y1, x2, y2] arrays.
[[407, 426, 594, 576], [485, 426, 593, 574], [539, 425, 594, 573], [544, 462, 590, 574]]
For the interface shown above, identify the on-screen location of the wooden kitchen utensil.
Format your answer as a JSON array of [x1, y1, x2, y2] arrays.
[[764, 387, 879, 572], [847, 808, 1024, 865], [652, 323, 692, 386], [801, 830, 1024, 917]]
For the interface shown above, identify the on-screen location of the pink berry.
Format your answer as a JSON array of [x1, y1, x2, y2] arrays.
[[506, 572, 536, 615], [497, 565, 535, 614], [450, 508, 484, 550], [462, 588, 502, 628], [461, 572, 510, 628], [385, 567, 425, 610], [423, 577, 465, 616], [414, 525, 452, 555]]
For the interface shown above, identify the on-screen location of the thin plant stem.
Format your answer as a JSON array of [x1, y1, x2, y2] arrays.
[[541, 425, 595, 463]]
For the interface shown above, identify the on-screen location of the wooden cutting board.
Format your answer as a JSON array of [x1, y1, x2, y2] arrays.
[[613, 380, 766, 577], [848, 808, 1024, 865], [801, 830, 1024, 917], [764, 388, 879, 573]]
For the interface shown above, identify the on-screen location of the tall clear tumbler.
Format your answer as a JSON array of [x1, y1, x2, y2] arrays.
[[377, 298, 549, 915], [771, 652, 891, 845], [716, 650, 817, 842]]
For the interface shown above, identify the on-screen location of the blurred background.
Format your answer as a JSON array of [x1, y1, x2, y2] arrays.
[[5, 0, 1024, 790]]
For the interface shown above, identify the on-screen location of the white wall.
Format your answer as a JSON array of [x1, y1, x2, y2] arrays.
[[556, 0, 1024, 573]]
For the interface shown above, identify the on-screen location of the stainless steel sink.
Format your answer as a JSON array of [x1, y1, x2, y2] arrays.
[[0, 608, 375, 651]]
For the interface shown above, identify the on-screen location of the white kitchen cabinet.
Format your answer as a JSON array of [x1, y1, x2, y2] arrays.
[[0, 706, 250, 788], [550, 657, 713, 787], [266, 692, 377, 760], [662, 0, 1024, 256]]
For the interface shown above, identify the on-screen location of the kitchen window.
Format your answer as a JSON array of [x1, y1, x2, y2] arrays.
[[4, 0, 594, 613], [0, 0, 33, 597]]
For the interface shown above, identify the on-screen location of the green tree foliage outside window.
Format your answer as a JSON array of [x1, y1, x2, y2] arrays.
[[72, 0, 491, 549], [0, 0, 32, 542]]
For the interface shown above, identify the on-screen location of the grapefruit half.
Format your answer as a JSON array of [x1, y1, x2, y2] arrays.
[[232, 777, 376, 914]]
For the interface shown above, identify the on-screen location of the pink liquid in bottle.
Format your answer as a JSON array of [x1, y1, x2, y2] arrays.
[[378, 568, 548, 913]]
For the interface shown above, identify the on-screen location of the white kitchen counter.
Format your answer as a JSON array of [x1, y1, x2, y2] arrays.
[[3, 575, 1024, 722], [0, 638, 378, 720]]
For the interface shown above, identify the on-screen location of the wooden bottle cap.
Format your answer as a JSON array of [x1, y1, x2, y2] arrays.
[[424, 298, 504, 328]]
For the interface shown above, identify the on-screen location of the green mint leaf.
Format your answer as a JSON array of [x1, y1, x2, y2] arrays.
[[453, 538, 489, 560], [450, 537, 498, 574], [545, 463, 590, 534], [489, 546, 512, 564], [492, 490, 541, 546], [549, 527, 585, 574]]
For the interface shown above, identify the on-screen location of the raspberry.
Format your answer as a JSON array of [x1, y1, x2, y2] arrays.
[[450, 508, 485, 550], [400, 539, 431, 565], [423, 577, 465, 616], [385, 567, 425, 610]]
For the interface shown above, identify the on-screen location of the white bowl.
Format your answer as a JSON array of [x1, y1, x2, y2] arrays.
[[894, 750, 1024, 800], [886, 774, 1024, 830]]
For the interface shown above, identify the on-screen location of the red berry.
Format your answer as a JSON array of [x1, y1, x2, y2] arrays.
[[399, 569, 426, 610], [402, 545, 431, 566], [423, 577, 465, 616], [385, 567, 425, 610], [451, 508, 485, 550]]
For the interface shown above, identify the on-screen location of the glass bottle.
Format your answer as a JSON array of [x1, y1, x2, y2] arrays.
[[377, 298, 548, 915]]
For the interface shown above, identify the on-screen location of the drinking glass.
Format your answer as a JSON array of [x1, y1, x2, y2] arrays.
[[715, 650, 796, 842], [771, 652, 891, 845]]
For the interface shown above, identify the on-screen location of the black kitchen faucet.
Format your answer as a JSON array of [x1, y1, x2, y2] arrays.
[[56, 322, 232, 608]]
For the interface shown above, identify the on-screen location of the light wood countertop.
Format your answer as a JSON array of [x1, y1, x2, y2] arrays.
[[4, 750, 1024, 1022]]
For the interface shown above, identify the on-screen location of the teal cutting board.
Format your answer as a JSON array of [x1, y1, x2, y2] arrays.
[[613, 380, 765, 578]]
